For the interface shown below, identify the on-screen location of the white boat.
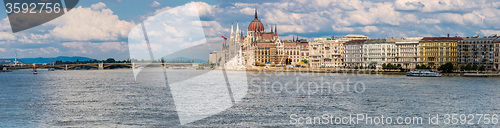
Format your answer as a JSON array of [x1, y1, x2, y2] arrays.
[[33, 64, 38, 75], [406, 70, 441, 77]]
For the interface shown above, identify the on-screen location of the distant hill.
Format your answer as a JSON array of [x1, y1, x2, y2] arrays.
[[164, 57, 207, 63], [0, 56, 95, 64]]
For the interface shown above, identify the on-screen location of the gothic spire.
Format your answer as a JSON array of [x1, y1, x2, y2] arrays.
[[275, 25, 277, 36], [254, 8, 258, 19]]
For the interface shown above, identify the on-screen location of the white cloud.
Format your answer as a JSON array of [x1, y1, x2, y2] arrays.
[[15, 47, 60, 55], [91, 2, 107, 11], [394, 0, 480, 12], [154, 6, 172, 15], [193, 2, 216, 17], [153, 1, 215, 17], [480, 30, 500, 36], [62, 42, 127, 54], [0, 32, 16, 40], [0, 48, 6, 52], [201, 21, 227, 37], [224, 0, 500, 37], [48, 3, 135, 41], [150, 1, 161, 7]]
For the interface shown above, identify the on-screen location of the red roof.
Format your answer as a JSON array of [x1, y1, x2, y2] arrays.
[[344, 40, 366, 43], [256, 43, 274, 47], [262, 33, 275, 40], [284, 43, 297, 47], [421, 37, 463, 41], [300, 43, 308, 48]]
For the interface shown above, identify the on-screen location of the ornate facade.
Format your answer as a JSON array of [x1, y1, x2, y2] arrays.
[[213, 9, 309, 68], [458, 37, 500, 70], [418, 37, 463, 68], [395, 37, 422, 69]]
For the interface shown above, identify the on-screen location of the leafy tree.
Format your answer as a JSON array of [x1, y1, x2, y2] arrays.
[[382, 63, 387, 69], [460, 65, 465, 71], [354, 66, 359, 69], [416, 64, 430, 69], [479, 65, 486, 72], [106, 58, 116, 63], [472, 64, 478, 71], [359, 66, 364, 69], [465, 64, 472, 71], [438, 62, 454, 73], [301, 59, 309, 64], [387, 63, 393, 69]]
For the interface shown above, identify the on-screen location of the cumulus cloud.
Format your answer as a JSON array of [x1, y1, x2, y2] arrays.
[[220, 0, 500, 38], [0, 32, 16, 40], [15, 47, 60, 55], [150, 1, 161, 7], [480, 30, 500, 36], [48, 3, 135, 41], [153, 1, 215, 17], [91, 2, 107, 11], [62, 42, 127, 54]]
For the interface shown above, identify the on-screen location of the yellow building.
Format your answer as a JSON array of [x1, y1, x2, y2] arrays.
[[418, 37, 464, 68]]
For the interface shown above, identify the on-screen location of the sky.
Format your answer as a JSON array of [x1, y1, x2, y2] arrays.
[[0, 0, 499, 60]]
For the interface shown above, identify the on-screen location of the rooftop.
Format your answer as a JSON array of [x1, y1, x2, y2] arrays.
[[421, 37, 464, 41]]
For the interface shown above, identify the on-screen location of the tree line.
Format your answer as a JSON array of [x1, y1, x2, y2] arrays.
[[55, 58, 131, 64]]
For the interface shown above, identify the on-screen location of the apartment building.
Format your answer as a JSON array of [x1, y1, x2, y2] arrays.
[[418, 37, 463, 68], [458, 37, 500, 70], [395, 37, 422, 69]]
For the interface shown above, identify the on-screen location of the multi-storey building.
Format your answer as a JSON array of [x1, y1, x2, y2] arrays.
[[214, 9, 310, 68], [418, 37, 463, 68], [308, 37, 346, 68], [495, 39, 500, 70], [395, 37, 422, 69], [278, 39, 309, 65], [362, 39, 401, 68], [458, 37, 500, 70], [209, 51, 219, 64], [344, 39, 366, 68], [342, 34, 371, 41]]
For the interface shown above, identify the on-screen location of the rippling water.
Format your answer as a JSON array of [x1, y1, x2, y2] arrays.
[[1, 69, 499, 127]]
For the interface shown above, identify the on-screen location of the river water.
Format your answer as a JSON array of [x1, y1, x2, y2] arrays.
[[1, 69, 499, 127]]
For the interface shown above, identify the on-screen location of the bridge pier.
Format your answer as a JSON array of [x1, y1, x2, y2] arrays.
[[65, 64, 68, 70], [98, 63, 104, 70]]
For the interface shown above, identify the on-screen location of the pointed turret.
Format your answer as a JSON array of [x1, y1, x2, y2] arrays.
[[230, 23, 234, 42], [254, 8, 258, 19], [236, 22, 240, 41], [275, 25, 277, 36]]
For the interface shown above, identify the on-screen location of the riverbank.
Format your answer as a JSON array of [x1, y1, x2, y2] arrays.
[[242, 67, 500, 77]]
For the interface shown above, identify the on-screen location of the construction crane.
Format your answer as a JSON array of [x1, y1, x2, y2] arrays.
[[221, 35, 227, 47]]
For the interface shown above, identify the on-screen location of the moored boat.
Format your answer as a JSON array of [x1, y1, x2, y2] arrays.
[[406, 70, 441, 77]]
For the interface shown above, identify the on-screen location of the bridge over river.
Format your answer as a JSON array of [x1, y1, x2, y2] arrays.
[[7, 63, 195, 70]]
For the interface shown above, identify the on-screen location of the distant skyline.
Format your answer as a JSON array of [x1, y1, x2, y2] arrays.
[[1, 0, 499, 60]]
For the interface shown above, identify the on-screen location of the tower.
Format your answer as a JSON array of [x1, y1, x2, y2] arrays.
[[14, 52, 17, 66], [230, 23, 234, 42]]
